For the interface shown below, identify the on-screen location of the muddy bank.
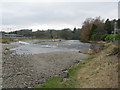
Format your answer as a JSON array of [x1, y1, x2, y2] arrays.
[[2, 44, 89, 88]]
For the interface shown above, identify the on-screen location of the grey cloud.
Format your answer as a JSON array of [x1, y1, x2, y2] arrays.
[[118, 1, 120, 19], [2, 2, 118, 28]]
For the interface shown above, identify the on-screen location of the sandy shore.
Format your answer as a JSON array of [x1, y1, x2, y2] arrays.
[[2, 43, 89, 88]]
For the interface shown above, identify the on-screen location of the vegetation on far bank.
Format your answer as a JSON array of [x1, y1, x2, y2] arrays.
[[1, 27, 80, 40], [1, 38, 64, 43], [36, 42, 119, 88]]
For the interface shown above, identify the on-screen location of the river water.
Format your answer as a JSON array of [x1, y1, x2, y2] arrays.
[[10, 40, 91, 55]]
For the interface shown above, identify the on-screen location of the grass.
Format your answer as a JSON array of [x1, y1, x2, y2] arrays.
[[76, 43, 118, 88], [1, 38, 64, 43], [68, 56, 94, 78], [36, 56, 94, 88], [36, 42, 118, 88], [36, 77, 63, 88], [1, 38, 31, 43]]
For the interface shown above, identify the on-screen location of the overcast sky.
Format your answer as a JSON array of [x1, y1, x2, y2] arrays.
[[1, 1, 118, 32]]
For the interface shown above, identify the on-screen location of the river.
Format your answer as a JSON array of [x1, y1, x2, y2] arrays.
[[10, 40, 91, 55]]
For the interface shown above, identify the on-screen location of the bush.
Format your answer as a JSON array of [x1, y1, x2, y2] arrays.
[[105, 34, 120, 41], [89, 34, 120, 41], [101, 34, 108, 41], [90, 34, 103, 41], [90, 34, 98, 40]]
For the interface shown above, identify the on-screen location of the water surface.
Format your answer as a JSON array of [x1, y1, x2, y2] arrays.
[[10, 40, 91, 55]]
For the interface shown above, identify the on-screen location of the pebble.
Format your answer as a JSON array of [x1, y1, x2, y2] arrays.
[[2, 45, 89, 88]]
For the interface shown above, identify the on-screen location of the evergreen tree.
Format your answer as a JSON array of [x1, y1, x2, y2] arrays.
[[117, 19, 120, 29], [104, 19, 112, 34]]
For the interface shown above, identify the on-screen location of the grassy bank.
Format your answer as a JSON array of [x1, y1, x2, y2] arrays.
[[1, 38, 31, 43], [36, 56, 94, 88], [1, 38, 63, 43], [76, 43, 118, 88], [36, 42, 119, 88]]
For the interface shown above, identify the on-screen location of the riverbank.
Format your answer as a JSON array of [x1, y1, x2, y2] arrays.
[[36, 42, 119, 88], [1, 38, 63, 44], [2, 42, 89, 88]]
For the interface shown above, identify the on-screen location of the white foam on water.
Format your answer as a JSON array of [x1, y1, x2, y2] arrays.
[[11, 41, 30, 45]]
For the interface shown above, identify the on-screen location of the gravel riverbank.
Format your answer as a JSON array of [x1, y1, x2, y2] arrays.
[[2, 43, 89, 88]]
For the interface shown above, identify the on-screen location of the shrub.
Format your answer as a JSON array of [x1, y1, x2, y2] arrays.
[[90, 34, 103, 41], [90, 34, 97, 40], [101, 34, 108, 41], [105, 34, 120, 41]]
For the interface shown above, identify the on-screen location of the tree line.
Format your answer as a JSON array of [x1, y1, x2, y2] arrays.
[[4, 28, 80, 40], [80, 17, 120, 42]]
